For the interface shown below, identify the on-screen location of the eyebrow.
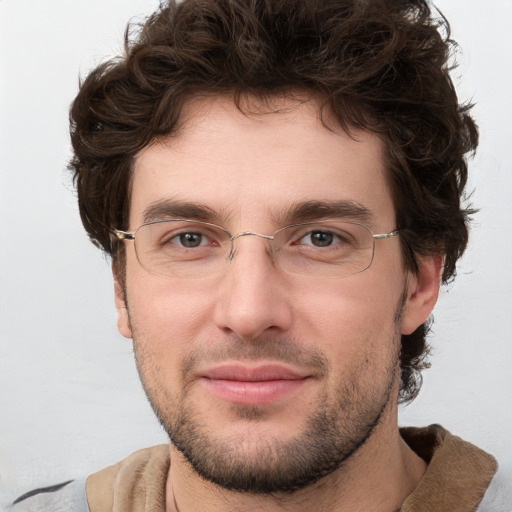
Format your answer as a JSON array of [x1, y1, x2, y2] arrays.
[[276, 200, 374, 225], [142, 199, 222, 224], [141, 198, 374, 226]]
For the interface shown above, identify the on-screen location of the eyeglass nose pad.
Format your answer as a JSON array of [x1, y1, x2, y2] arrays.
[[227, 232, 275, 262], [227, 244, 236, 261]]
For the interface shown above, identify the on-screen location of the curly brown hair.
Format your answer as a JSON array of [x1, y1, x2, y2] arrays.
[[69, 0, 478, 403]]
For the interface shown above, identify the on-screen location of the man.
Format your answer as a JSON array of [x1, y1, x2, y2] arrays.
[[11, 0, 504, 510]]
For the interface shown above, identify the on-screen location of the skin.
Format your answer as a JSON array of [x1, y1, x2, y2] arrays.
[[114, 94, 441, 511]]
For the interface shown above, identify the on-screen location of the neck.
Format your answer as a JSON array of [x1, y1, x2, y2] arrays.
[[165, 404, 426, 512]]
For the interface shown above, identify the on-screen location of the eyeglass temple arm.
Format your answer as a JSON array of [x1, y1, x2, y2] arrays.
[[373, 229, 400, 240], [114, 229, 135, 241]]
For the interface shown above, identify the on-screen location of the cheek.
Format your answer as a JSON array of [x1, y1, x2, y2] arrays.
[[291, 274, 403, 362], [127, 280, 218, 405], [126, 269, 216, 360]]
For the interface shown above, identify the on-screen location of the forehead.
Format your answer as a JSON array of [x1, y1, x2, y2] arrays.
[[130, 95, 394, 229]]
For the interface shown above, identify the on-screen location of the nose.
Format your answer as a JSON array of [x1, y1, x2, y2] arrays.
[[214, 235, 292, 340]]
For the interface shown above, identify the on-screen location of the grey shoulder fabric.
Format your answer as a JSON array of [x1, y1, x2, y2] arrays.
[[476, 469, 512, 512], [10, 478, 89, 512]]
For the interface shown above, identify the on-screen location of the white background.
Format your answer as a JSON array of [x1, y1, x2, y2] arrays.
[[0, 0, 511, 508]]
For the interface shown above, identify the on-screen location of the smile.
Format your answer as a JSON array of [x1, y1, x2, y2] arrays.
[[199, 364, 311, 405]]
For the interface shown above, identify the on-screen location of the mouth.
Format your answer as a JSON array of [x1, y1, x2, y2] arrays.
[[199, 363, 311, 406]]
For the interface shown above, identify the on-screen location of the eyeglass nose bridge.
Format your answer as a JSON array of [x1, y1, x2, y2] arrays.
[[227, 231, 275, 261]]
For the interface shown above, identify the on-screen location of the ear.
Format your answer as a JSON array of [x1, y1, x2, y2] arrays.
[[401, 254, 443, 335], [113, 267, 133, 339]]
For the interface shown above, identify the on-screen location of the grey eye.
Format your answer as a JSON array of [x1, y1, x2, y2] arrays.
[[308, 231, 334, 247], [177, 232, 204, 247]]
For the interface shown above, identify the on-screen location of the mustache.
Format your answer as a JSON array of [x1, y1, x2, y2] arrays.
[[180, 335, 329, 381]]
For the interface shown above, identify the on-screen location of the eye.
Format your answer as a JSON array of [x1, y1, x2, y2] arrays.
[[298, 229, 343, 248], [305, 230, 335, 247], [141, 221, 228, 262], [175, 232, 207, 248], [165, 229, 220, 249]]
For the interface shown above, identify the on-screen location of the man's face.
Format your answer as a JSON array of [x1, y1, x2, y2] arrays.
[[116, 95, 425, 492]]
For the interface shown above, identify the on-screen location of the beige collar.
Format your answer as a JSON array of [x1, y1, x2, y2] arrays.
[[400, 425, 496, 512], [86, 425, 496, 512]]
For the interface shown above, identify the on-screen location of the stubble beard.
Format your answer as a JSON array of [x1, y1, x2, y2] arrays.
[[168, 365, 397, 494], [130, 302, 404, 495]]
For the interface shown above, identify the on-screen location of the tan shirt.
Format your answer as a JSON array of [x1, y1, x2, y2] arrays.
[[86, 425, 497, 512]]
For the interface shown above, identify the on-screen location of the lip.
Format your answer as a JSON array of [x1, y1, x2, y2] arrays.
[[199, 364, 311, 406]]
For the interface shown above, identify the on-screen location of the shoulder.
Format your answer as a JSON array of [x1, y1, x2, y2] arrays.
[[86, 444, 169, 512], [9, 445, 169, 512], [476, 467, 512, 512], [400, 424, 503, 511], [10, 478, 89, 512]]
